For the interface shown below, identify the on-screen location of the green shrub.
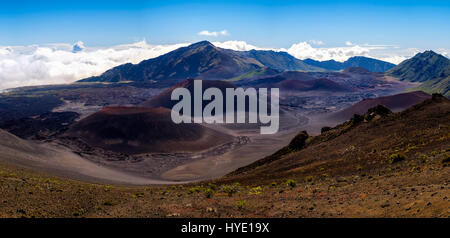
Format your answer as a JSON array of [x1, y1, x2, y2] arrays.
[[285, 179, 297, 188], [132, 192, 144, 198], [103, 185, 113, 192], [236, 200, 248, 210], [186, 186, 202, 194], [248, 186, 263, 195], [305, 176, 314, 182], [390, 153, 407, 163], [203, 188, 216, 198], [222, 184, 239, 197], [405, 146, 418, 153], [208, 183, 217, 191]]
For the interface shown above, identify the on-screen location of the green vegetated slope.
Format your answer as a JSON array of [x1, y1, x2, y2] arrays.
[[388, 50, 450, 96]]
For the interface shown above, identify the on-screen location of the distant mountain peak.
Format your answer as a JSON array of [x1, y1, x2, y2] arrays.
[[347, 56, 374, 60], [72, 41, 85, 53], [413, 50, 448, 60], [412, 50, 447, 61], [190, 40, 215, 47], [387, 50, 450, 82], [421, 50, 438, 55]]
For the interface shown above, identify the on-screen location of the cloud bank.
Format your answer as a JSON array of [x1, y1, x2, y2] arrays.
[[214, 40, 417, 64], [286, 42, 375, 62], [0, 41, 188, 90], [0, 39, 442, 90]]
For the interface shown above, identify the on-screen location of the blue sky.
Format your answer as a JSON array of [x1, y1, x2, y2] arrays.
[[1, 0, 449, 49]]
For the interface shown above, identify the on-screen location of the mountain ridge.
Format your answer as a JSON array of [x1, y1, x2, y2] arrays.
[[77, 41, 397, 83], [387, 50, 450, 82], [303, 56, 396, 72]]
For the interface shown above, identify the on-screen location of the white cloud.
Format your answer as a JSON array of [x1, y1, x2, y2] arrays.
[[309, 40, 324, 45], [436, 48, 450, 58], [286, 42, 373, 62], [345, 41, 353, 46], [198, 30, 229, 37], [212, 40, 277, 51]]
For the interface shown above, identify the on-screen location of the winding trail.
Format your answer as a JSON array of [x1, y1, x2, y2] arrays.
[[161, 108, 309, 181]]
